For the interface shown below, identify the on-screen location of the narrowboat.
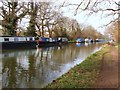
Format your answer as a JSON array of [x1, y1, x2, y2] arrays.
[[0, 36, 37, 49], [76, 38, 84, 43], [37, 37, 68, 47], [0, 36, 68, 49]]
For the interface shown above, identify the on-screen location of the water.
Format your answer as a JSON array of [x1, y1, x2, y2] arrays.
[[1, 43, 103, 88]]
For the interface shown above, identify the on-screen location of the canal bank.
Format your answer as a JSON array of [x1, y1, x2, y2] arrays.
[[45, 44, 118, 88]]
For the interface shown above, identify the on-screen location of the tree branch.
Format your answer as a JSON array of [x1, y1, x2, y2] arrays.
[[106, 8, 120, 12], [98, 18, 118, 28], [74, 0, 85, 15], [115, 1, 120, 6]]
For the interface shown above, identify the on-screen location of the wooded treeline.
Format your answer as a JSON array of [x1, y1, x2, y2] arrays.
[[0, 1, 107, 40]]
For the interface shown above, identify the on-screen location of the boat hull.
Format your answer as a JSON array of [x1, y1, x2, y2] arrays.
[[1, 41, 37, 50], [37, 42, 68, 48]]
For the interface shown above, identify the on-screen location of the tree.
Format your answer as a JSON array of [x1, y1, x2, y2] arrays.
[[25, 2, 38, 36], [105, 20, 119, 42], [81, 25, 103, 39], [70, 19, 82, 39], [36, 2, 63, 37], [52, 17, 82, 40], [0, 1, 28, 36], [53, 17, 68, 37]]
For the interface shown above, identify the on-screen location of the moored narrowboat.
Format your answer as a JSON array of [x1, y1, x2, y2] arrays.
[[0, 36, 68, 49], [37, 37, 68, 47], [1, 36, 37, 49]]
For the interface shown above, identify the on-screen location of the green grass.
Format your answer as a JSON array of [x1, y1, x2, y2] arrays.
[[115, 43, 120, 53], [68, 40, 76, 43], [45, 45, 110, 88]]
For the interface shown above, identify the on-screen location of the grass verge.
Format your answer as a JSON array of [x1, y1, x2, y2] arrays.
[[45, 44, 110, 88], [115, 43, 120, 53], [68, 40, 76, 43]]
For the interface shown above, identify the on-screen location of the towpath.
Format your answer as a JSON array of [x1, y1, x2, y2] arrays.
[[96, 45, 119, 88]]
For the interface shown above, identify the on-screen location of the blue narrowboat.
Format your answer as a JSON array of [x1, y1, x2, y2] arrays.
[[37, 37, 68, 47], [76, 38, 84, 43]]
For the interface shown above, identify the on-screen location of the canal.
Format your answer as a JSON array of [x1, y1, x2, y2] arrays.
[[1, 43, 104, 88]]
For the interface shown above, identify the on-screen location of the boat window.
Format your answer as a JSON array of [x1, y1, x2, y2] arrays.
[[4, 38, 9, 41], [26, 38, 27, 41], [14, 38, 18, 41], [30, 38, 33, 41]]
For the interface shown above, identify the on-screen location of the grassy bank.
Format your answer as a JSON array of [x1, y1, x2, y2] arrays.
[[115, 43, 120, 53], [68, 40, 76, 43], [45, 44, 110, 88]]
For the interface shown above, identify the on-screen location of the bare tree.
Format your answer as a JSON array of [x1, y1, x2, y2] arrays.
[[35, 2, 63, 37], [105, 20, 119, 41], [0, 1, 28, 36], [53, 16, 82, 39], [81, 25, 104, 39], [25, 2, 38, 36]]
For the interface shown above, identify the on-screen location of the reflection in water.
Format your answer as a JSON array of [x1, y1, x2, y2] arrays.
[[1, 43, 103, 88], [0, 55, 2, 90], [76, 43, 83, 47]]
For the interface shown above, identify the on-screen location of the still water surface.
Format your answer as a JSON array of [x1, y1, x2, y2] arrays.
[[1, 43, 103, 88]]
